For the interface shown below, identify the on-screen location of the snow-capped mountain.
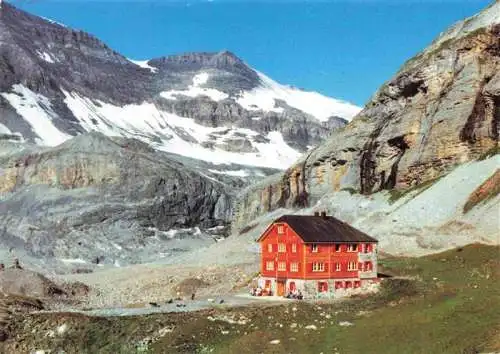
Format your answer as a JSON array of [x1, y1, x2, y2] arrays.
[[0, 2, 360, 169]]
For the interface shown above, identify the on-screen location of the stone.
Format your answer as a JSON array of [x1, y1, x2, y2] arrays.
[[339, 321, 354, 327], [0, 329, 8, 342]]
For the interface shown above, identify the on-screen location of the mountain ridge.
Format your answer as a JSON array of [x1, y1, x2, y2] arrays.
[[0, 1, 360, 170]]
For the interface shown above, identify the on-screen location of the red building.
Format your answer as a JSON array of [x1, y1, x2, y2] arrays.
[[257, 212, 379, 298]]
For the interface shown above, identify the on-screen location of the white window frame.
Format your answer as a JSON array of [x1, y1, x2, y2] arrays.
[[311, 244, 318, 253], [335, 244, 342, 252], [278, 261, 286, 271], [278, 243, 286, 253], [266, 261, 274, 271], [312, 262, 325, 272], [291, 243, 297, 253], [347, 261, 358, 271], [267, 244, 273, 253], [335, 263, 341, 272], [277, 225, 284, 234], [347, 244, 358, 252], [290, 262, 299, 272]]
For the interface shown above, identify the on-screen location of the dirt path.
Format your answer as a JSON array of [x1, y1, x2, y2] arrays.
[[35, 294, 293, 317]]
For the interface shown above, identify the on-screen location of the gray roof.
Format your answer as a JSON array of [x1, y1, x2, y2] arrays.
[[274, 215, 378, 243]]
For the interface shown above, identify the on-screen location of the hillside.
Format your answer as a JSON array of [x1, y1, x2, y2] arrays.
[[3, 245, 499, 354], [233, 1, 500, 255]]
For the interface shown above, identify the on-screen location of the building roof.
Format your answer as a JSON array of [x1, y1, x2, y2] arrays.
[[267, 214, 378, 243]]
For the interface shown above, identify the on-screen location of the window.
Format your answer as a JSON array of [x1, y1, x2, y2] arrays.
[[266, 261, 274, 271], [278, 243, 286, 253], [335, 281, 343, 289], [335, 244, 342, 252], [347, 262, 358, 271], [278, 261, 286, 271], [277, 225, 284, 234], [267, 244, 273, 253], [335, 263, 341, 272], [289, 281, 296, 292], [311, 244, 318, 253], [312, 262, 325, 272], [318, 281, 328, 293], [347, 244, 358, 252], [291, 243, 297, 253], [290, 262, 299, 272], [364, 261, 372, 271]]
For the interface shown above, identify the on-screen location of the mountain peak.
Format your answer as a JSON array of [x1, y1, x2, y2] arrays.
[[149, 50, 259, 82], [426, 0, 500, 54], [156, 50, 243, 65]]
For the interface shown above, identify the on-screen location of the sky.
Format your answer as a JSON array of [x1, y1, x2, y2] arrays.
[[11, 0, 492, 106]]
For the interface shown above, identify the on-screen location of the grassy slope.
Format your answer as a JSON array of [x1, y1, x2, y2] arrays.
[[3, 245, 499, 354]]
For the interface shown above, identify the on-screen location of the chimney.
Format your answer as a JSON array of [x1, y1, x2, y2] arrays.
[[314, 211, 320, 216], [320, 211, 327, 218]]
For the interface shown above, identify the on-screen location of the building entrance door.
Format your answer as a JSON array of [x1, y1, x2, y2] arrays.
[[277, 280, 286, 296]]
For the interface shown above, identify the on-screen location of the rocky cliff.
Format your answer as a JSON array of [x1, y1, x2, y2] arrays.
[[234, 2, 500, 228], [0, 133, 239, 267]]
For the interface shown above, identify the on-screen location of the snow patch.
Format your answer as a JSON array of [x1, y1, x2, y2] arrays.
[[60, 258, 88, 264], [1, 85, 70, 145], [208, 169, 249, 177], [63, 90, 300, 169], [41, 16, 67, 28], [237, 72, 361, 121], [161, 72, 228, 102], [37, 51, 56, 63], [192, 72, 209, 86], [128, 59, 158, 73], [0, 123, 12, 134]]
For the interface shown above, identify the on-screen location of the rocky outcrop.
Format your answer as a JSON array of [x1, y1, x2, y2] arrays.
[[234, 3, 500, 228], [0, 133, 236, 265], [150, 51, 261, 93]]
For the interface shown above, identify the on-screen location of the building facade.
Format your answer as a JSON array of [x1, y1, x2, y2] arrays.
[[257, 212, 379, 299]]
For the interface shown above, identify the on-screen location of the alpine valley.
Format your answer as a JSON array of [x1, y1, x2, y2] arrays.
[[0, 1, 499, 353]]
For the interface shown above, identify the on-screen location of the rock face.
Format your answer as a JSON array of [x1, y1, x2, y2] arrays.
[[0, 2, 359, 169], [0, 133, 238, 266], [234, 2, 500, 228]]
